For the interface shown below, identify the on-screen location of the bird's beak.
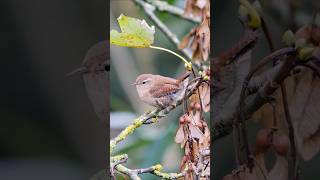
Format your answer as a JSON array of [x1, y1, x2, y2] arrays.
[[131, 82, 137, 86]]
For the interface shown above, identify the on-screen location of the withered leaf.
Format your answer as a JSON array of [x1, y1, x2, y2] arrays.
[[267, 155, 288, 180], [180, 0, 210, 61], [178, 28, 196, 49], [184, 0, 202, 18], [257, 67, 320, 161], [195, 0, 207, 9], [175, 125, 186, 145], [192, 139, 200, 157], [188, 123, 204, 140], [289, 68, 320, 161], [295, 24, 320, 46], [180, 16, 210, 61], [200, 124, 210, 147], [198, 83, 210, 112], [223, 166, 265, 180]]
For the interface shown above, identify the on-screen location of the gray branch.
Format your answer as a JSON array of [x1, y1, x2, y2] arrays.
[[146, 0, 201, 23], [212, 52, 297, 140]]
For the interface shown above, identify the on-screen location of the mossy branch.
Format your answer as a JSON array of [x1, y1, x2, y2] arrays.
[[109, 78, 203, 179], [115, 164, 187, 180]]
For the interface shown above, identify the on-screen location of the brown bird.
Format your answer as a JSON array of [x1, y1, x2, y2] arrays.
[[133, 73, 190, 108]]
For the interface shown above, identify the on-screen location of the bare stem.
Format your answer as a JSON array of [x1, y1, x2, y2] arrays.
[[145, 0, 201, 23], [133, 0, 193, 60], [115, 164, 187, 180], [150, 45, 190, 64]]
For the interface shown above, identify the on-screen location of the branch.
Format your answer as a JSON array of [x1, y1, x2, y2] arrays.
[[145, 0, 201, 23], [212, 50, 297, 140], [115, 164, 187, 180], [133, 0, 193, 59], [110, 78, 201, 153], [109, 78, 203, 179], [110, 154, 128, 179]]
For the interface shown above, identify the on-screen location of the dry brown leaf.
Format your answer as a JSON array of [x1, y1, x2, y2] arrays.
[[196, 0, 207, 9], [179, 155, 188, 172], [192, 139, 200, 157], [189, 82, 210, 112], [238, 167, 262, 180], [180, 0, 210, 61], [222, 174, 234, 180], [199, 83, 210, 112], [267, 155, 288, 180], [295, 24, 320, 45], [289, 68, 320, 160], [295, 25, 312, 41], [175, 125, 186, 145], [256, 66, 320, 161], [193, 110, 202, 127], [200, 124, 210, 147], [223, 166, 265, 180], [182, 16, 210, 61], [179, 28, 196, 49], [188, 123, 204, 141], [184, 0, 203, 17]]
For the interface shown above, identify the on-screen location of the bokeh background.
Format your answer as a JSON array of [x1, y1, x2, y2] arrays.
[[0, 0, 107, 179], [213, 0, 320, 179], [110, 0, 199, 179]]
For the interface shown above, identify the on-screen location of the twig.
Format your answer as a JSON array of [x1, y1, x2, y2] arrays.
[[109, 77, 200, 178], [133, 0, 193, 60], [110, 77, 202, 153], [261, 15, 299, 179], [145, 0, 201, 23], [280, 80, 298, 180], [110, 154, 128, 179], [212, 50, 297, 140], [115, 164, 187, 180]]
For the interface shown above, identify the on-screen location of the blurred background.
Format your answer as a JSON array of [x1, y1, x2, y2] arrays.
[[110, 0, 198, 179], [0, 0, 107, 179], [213, 0, 320, 179]]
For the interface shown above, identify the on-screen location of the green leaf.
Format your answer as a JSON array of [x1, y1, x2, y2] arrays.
[[110, 14, 155, 48]]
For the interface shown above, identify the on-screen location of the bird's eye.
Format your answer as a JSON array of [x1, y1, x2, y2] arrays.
[[142, 80, 148, 84]]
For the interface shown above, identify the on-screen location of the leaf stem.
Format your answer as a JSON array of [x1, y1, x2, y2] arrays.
[[149, 45, 190, 65]]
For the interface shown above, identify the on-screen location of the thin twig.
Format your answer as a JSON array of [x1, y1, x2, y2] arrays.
[[115, 164, 187, 180], [145, 0, 201, 23], [261, 15, 299, 179], [110, 78, 202, 153], [133, 0, 193, 60], [280, 80, 298, 180], [212, 49, 296, 140]]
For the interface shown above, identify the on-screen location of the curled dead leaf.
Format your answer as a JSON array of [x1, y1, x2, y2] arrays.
[[188, 123, 204, 141], [175, 125, 186, 145], [288, 68, 320, 161], [295, 24, 320, 46], [184, 0, 209, 18], [180, 16, 210, 61], [180, 0, 210, 61], [189, 82, 210, 112]]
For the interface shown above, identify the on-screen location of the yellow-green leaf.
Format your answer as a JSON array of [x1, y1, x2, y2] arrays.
[[110, 14, 155, 48]]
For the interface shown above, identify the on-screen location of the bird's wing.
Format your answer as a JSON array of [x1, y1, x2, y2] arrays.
[[149, 83, 179, 98]]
